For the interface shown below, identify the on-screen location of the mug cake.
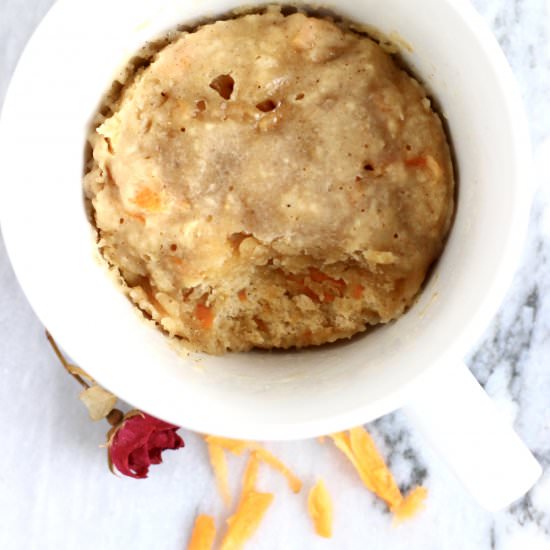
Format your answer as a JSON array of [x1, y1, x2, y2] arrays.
[[85, 6, 454, 354]]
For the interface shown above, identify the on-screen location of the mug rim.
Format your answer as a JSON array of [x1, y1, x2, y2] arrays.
[[0, 0, 532, 439]]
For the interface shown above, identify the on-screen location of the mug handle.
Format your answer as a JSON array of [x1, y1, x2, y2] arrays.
[[403, 361, 541, 511]]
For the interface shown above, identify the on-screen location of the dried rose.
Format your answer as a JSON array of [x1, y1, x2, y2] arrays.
[[107, 411, 184, 478]]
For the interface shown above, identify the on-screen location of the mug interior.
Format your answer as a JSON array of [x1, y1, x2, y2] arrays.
[[0, 0, 531, 438]]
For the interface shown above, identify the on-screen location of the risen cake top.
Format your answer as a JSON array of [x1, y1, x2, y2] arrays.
[[85, 8, 454, 353]]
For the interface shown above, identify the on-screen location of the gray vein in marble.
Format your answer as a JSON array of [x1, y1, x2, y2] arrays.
[[469, 285, 537, 388], [490, 524, 497, 550], [472, 0, 550, 144], [509, 492, 550, 536], [371, 413, 429, 493]]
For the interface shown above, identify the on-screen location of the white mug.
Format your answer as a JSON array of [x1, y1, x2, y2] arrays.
[[0, 0, 541, 511]]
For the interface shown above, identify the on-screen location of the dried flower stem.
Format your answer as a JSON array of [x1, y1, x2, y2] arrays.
[[45, 330, 90, 389]]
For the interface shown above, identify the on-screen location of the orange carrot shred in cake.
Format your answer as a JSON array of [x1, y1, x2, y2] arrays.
[[195, 304, 214, 329], [131, 187, 162, 211]]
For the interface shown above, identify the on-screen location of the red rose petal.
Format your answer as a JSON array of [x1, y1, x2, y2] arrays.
[[109, 412, 184, 478], [128, 445, 151, 479]]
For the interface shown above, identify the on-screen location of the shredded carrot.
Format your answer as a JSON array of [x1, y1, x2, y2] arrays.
[[330, 427, 428, 519], [284, 272, 305, 284], [280, 268, 348, 302], [309, 268, 333, 283], [187, 514, 216, 550], [168, 256, 185, 270], [405, 156, 427, 168], [348, 427, 402, 508], [237, 290, 247, 302], [204, 436, 249, 455], [250, 445, 302, 493], [195, 304, 214, 329], [128, 212, 146, 224], [218, 450, 271, 549], [240, 453, 260, 501], [352, 284, 364, 299], [308, 268, 346, 293], [200, 427, 425, 544], [132, 187, 162, 211], [220, 491, 274, 550], [206, 437, 302, 493], [206, 442, 232, 507], [308, 479, 333, 538], [329, 432, 372, 490], [303, 287, 320, 302], [254, 317, 268, 332], [392, 486, 428, 520]]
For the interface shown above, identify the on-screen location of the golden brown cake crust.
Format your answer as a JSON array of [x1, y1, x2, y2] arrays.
[[85, 7, 454, 354]]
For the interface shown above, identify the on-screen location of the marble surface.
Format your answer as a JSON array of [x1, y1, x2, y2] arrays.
[[1, 0, 549, 548]]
